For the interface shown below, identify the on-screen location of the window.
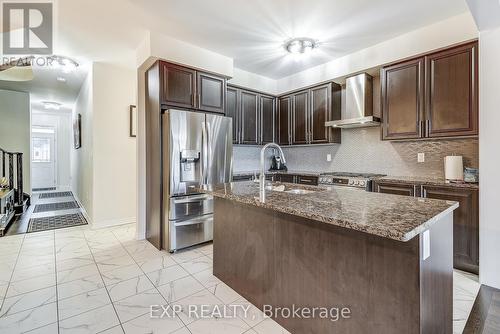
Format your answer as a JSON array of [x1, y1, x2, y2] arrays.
[[32, 137, 51, 162]]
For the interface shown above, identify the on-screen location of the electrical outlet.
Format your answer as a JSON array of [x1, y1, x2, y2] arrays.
[[418, 153, 425, 163], [327, 154, 332, 162]]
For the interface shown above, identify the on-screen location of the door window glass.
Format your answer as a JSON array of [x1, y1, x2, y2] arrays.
[[32, 137, 51, 162]]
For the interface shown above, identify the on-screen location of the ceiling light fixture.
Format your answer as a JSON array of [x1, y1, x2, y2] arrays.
[[42, 101, 62, 110], [48, 55, 79, 73], [284, 37, 318, 55]]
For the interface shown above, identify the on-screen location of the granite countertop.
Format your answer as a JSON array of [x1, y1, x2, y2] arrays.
[[201, 181, 459, 242], [379, 176, 479, 189]]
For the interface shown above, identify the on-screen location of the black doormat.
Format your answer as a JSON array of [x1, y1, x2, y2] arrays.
[[32, 187, 56, 192], [27, 213, 87, 233], [33, 201, 79, 213], [39, 191, 73, 199]]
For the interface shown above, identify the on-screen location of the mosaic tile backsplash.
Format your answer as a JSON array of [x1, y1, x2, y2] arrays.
[[233, 127, 478, 179]]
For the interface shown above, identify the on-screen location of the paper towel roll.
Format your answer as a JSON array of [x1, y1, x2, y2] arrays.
[[444, 156, 464, 181]]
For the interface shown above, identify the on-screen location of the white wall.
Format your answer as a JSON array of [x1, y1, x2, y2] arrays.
[[71, 72, 94, 220], [229, 68, 278, 94], [478, 26, 500, 289], [276, 13, 478, 93], [137, 31, 234, 77], [0, 89, 31, 194], [32, 111, 73, 188], [92, 62, 137, 228]]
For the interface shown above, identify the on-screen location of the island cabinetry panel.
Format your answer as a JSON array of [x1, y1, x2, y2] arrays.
[[213, 198, 453, 334], [159, 61, 226, 113], [381, 41, 478, 140], [422, 185, 479, 274]]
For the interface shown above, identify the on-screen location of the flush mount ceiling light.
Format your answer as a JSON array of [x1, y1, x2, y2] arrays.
[[284, 37, 318, 54], [42, 101, 62, 110], [47, 55, 79, 73]]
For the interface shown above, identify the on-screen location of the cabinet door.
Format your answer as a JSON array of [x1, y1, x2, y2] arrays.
[[309, 84, 332, 144], [292, 91, 309, 145], [226, 87, 240, 144], [161, 62, 196, 108], [425, 42, 478, 137], [373, 181, 420, 197], [240, 91, 259, 145], [197, 72, 225, 113], [422, 186, 479, 274], [260, 95, 275, 144], [381, 58, 425, 140], [278, 97, 291, 145]]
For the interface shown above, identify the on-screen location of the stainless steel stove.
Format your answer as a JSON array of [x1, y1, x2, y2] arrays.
[[318, 172, 386, 191]]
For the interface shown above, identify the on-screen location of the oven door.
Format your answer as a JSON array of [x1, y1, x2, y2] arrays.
[[169, 214, 213, 251]]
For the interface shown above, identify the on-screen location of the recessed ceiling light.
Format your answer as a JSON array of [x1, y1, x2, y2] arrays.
[[57, 77, 67, 82], [284, 37, 318, 55], [42, 101, 62, 110], [47, 55, 79, 73]]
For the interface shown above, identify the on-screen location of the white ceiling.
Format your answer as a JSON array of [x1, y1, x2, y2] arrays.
[[132, 0, 470, 79], [0, 0, 472, 104]]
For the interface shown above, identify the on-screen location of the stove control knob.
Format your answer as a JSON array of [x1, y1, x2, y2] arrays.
[[354, 180, 360, 186], [359, 181, 366, 187], [348, 180, 354, 186]]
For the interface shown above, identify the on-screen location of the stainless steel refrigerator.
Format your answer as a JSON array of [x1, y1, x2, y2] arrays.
[[162, 109, 232, 252]]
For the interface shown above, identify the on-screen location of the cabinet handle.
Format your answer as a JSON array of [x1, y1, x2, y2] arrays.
[[419, 121, 424, 138], [198, 94, 201, 107], [426, 120, 430, 137]]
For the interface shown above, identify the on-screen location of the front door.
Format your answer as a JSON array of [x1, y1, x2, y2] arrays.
[[32, 128, 56, 189]]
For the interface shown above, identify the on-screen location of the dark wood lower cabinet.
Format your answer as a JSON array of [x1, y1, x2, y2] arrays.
[[373, 181, 420, 197], [373, 180, 479, 274], [422, 186, 479, 274]]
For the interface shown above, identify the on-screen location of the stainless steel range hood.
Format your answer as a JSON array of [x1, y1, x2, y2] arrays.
[[325, 73, 380, 129]]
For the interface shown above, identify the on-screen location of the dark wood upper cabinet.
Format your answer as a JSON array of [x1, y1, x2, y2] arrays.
[[292, 91, 309, 145], [197, 72, 225, 113], [425, 42, 478, 138], [226, 87, 240, 144], [309, 84, 332, 144], [161, 62, 196, 109], [260, 95, 275, 144], [240, 91, 259, 145], [381, 41, 479, 140], [382, 58, 425, 140], [422, 186, 479, 274], [278, 96, 291, 145], [373, 181, 420, 197], [158, 61, 226, 113]]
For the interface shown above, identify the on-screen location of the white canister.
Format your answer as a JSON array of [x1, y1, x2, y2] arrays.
[[444, 156, 464, 181]]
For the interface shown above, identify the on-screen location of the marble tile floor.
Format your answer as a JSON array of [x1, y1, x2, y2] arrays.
[[0, 223, 480, 334], [5, 188, 86, 236]]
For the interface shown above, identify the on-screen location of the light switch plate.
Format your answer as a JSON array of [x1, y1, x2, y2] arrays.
[[326, 154, 332, 162], [418, 153, 425, 163]]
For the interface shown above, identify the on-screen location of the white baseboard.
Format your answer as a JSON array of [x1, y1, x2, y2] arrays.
[[70, 191, 92, 225], [91, 217, 136, 230]]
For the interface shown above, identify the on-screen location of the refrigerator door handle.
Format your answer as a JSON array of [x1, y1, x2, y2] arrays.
[[201, 121, 207, 185]]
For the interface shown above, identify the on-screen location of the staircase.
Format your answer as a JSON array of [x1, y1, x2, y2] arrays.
[[1, 148, 30, 235]]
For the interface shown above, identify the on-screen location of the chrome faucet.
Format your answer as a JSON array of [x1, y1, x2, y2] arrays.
[[259, 143, 286, 202]]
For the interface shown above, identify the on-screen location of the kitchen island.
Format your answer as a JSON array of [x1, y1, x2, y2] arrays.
[[201, 181, 459, 334]]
